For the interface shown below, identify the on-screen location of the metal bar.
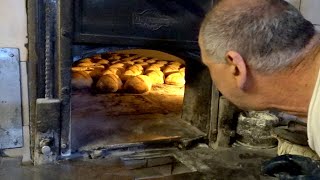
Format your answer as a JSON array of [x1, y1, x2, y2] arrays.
[[56, 0, 73, 156], [44, 0, 55, 99]]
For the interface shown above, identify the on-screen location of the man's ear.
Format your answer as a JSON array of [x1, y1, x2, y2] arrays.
[[225, 51, 247, 90]]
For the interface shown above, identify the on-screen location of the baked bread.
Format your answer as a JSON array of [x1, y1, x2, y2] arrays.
[[71, 71, 93, 89], [156, 60, 168, 65], [146, 70, 164, 84], [88, 68, 104, 81], [72, 66, 94, 72], [165, 72, 185, 85], [168, 61, 182, 67], [135, 62, 149, 68], [163, 65, 180, 76], [128, 64, 143, 71], [96, 74, 123, 93], [103, 68, 122, 77], [96, 59, 109, 65], [145, 59, 157, 64], [145, 65, 161, 73], [109, 63, 126, 73], [124, 75, 152, 94], [92, 54, 102, 60], [78, 58, 92, 64], [121, 69, 143, 81], [77, 62, 94, 67], [122, 60, 135, 66]]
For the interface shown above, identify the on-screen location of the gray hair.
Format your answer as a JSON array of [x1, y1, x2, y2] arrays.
[[200, 0, 315, 73]]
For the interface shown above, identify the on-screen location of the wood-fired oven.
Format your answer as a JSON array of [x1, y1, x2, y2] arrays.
[[27, 0, 243, 165]]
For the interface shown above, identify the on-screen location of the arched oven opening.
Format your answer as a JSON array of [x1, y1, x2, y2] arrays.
[[70, 49, 205, 152]]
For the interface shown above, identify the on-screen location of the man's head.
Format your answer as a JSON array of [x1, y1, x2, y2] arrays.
[[199, 0, 316, 110]]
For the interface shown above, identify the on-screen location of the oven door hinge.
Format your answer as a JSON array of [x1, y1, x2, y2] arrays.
[[33, 98, 61, 165]]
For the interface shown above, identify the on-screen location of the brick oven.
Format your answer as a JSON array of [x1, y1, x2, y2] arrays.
[[25, 0, 277, 167]]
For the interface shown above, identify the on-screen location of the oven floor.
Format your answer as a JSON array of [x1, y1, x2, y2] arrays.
[[0, 146, 276, 180], [71, 85, 205, 152]]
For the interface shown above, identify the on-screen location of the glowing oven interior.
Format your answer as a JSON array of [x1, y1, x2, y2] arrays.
[[70, 49, 204, 152]]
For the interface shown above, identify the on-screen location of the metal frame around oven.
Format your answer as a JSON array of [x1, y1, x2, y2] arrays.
[[27, 0, 237, 165]]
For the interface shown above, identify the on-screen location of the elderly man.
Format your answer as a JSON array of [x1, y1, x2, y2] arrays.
[[199, 0, 320, 178]]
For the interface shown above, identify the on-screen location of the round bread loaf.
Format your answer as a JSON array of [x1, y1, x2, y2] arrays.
[[72, 66, 94, 72], [135, 62, 149, 68], [163, 65, 180, 76], [121, 69, 143, 81], [128, 64, 143, 71], [110, 60, 121, 64], [92, 54, 102, 60], [145, 65, 161, 73], [156, 60, 168, 65], [165, 72, 185, 85], [71, 71, 93, 89], [146, 58, 158, 63], [96, 74, 123, 93], [96, 59, 109, 65], [103, 68, 122, 77], [122, 60, 135, 66], [124, 75, 152, 94], [179, 67, 186, 76], [109, 63, 126, 73], [110, 54, 122, 60], [146, 70, 164, 84], [132, 59, 145, 63], [168, 61, 182, 67], [78, 58, 93, 64], [88, 68, 104, 81], [77, 62, 94, 67], [109, 63, 125, 68]]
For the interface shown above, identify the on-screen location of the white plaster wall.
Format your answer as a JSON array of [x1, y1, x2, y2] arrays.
[[286, 0, 320, 32], [285, 0, 301, 9], [0, 0, 28, 61], [300, 0, 320, 31]]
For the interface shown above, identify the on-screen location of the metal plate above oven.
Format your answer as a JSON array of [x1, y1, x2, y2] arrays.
[[74, 0, 214, 49], [0, 48, 23, 149]]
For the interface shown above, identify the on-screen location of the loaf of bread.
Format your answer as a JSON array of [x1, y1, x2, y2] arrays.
[[168, 61, 182, 67], [92, 54, 102, 60], [156, 60, 168, 65], [88, 68, 104, 81], [146, 70, 164, 84], [78, 58, 93, 64], [145, 65, 161, 73], [109, 63, 126, 73], [103, 68, 122, 77], [165, 72, 185, 85], [145, 59, 157, 64], [96, 74, 123, 93], [135, 62, 149, 68], [96, 59, 109, 65], [71, 71, 93, 89], [163, 65, 180, 76], [121, 68, 143, 81], [77, 62, 94, 67], [122, 60, 135, 67], [132, 58, 145, 63], [72, 66, 94, 72], [128, 64, 144, 71], [124, 75, 152, 94]]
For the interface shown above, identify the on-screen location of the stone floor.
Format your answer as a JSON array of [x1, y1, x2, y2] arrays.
[[0, 146, 277, 180]]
